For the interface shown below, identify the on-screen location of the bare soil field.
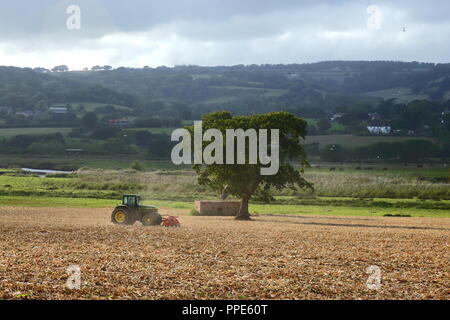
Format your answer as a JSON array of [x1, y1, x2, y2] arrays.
[[0, 207, 449, 300]]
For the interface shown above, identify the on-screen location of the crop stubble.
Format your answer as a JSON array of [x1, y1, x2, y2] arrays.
[[0, 207, 449, 299]]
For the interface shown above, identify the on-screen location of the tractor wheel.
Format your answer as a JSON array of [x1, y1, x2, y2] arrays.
[[111, 208, 136, 225], [141, 213, 163, 226]]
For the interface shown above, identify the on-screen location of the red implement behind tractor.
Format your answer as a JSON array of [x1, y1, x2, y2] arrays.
[[162, 216, 181, 227]]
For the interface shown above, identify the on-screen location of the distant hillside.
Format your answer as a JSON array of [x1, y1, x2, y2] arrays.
[[55, 61, 450, 105], [1, 61, 450, 120], [0, 62, 449, 163]]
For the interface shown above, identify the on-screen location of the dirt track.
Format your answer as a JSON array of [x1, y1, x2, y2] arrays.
[[0, 206, 449, 299]]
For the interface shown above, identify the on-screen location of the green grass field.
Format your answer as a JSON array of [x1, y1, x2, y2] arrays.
[[0, 168, 448, 218], [0, 124, 435, 153], [0, 154, 187, 170], [202, 85, 287, 104], [203, 96, 239, 105], [307, 166, 449, 178], [304, 119, 346, 133], [0, 127, 72, 138], [364, 87, 430, 103], [209, 85, 287, 97], [304, 134, 436, 149], [50, 102, 133, 113], [0, 195, 448, 218], [124, 127, 175, 134]]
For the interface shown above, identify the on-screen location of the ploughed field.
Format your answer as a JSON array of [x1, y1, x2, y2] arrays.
[[0, 207, 449, 300]]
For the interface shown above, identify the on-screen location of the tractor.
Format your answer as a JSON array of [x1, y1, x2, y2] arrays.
[[111, 195, 180, 227]]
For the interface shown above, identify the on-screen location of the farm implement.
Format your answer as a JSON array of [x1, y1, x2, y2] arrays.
[[111, 195, 180, 227]]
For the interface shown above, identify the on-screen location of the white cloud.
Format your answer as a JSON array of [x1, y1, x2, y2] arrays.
[[0, 0, 448, 69]]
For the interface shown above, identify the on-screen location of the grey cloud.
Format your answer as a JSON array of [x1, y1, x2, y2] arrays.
[[0, 0, 448, 68]]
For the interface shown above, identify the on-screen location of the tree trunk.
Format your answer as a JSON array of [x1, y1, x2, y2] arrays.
[[236, 195, 252, 220]]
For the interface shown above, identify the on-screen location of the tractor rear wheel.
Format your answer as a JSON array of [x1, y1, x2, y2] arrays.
[[111, 208, 136, 225], [141, 213, 162, 226]]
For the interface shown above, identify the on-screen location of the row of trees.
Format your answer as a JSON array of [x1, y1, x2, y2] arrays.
[[0, 129, 174, 158], [3, 126, 446, 162], [34, 65, 114, 73], [318, 140, 449, 162]]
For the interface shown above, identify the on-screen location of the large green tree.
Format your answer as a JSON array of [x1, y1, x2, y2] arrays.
[[189, 111, 313, 220]]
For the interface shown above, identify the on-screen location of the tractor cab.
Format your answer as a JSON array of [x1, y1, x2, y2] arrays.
[[122, 194, 141, 207]]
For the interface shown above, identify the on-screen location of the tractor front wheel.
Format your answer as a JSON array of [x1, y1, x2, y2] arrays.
[[111, 208, 136, 225], [141, 213, 163, 226]]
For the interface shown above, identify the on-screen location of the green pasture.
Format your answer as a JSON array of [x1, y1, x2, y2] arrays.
[[0, 195, 448, 218], [0, 127, 72, 138], [0, 168, 448, 218], [304, 134, 436, 149]]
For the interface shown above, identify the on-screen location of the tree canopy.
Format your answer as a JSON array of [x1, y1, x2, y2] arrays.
[[189, 111, 313, 220], [80, 112, 99, 130]]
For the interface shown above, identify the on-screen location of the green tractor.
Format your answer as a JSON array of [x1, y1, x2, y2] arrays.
[[111, 195, 162, 226]]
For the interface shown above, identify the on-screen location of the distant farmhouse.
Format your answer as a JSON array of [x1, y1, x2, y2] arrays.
[[108, 119, 129, 127], [49, 107, 68, 114], [367, 126, 391, 135], [330, 113, 344, 121]]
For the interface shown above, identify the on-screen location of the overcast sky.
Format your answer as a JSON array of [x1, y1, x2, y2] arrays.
[[0, 0, 449, 69]]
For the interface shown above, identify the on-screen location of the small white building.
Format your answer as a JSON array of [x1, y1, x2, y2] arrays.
[[49, 107, 68, 114], [330, 113, 344, 121], [367, 126, 391, 135]]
